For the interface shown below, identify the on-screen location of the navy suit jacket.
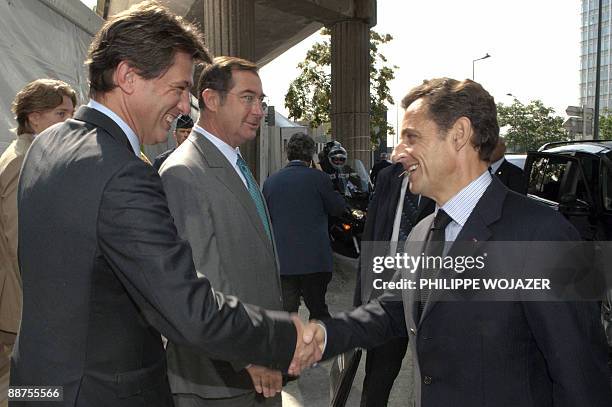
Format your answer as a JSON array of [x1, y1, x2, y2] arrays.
[[354, 163, 434, 306], [325, 177, 612, 407], [12, 107, 297, 407], [263, 161, 345, 276]]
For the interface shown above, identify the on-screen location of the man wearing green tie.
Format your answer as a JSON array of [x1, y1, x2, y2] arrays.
[[159, 56, 283, 406]]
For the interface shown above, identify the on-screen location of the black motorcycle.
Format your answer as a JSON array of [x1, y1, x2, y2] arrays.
[[319, 142, 371, 258]]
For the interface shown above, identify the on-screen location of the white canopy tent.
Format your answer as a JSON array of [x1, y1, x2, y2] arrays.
[[0, 0, 102, 153]]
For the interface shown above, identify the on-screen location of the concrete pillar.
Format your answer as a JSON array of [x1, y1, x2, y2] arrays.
[[330, 19, 371, 169], [203, 0, 254, 60], [203, 0, 259, 176]]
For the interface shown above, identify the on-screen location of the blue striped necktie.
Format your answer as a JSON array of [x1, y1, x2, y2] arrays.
[[236, 155, 272, 241]]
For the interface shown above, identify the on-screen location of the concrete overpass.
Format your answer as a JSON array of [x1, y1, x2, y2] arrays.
[[97, 0, 377, 173]]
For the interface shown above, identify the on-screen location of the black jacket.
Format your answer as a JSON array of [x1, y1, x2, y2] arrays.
[[327, 177, 611, 407], [494, 158, 526, 194]]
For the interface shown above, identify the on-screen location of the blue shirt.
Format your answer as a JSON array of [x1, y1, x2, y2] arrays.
[[439, 170, 492, 253], [87, 100, 140, 157]]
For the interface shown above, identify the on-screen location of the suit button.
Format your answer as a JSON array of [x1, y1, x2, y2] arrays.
[[410, 328, 416, 335], [423, 375, 433, 385]]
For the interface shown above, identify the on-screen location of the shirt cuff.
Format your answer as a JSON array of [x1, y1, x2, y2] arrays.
[[316, 322, 328, 354]]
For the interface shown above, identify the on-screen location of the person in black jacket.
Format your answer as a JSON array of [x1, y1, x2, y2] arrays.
[[489, 137, 526, 194], [354, 160, 434, 407], [264, 133, 346, 321]]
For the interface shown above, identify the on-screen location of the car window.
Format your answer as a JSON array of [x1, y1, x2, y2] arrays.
[[528, 155, 591, 204]]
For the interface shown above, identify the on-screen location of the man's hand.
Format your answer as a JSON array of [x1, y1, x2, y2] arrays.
[[288, 315, 325, 375], [246, 365, 282, 398]]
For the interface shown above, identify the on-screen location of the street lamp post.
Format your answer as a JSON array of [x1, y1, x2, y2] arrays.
[[472, 53, 491, 80]]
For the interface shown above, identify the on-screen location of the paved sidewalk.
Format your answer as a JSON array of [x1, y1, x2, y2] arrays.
[[282, 254, 415, 407]]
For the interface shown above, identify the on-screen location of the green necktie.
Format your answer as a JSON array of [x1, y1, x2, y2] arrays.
[[236, 155, 272, 241]]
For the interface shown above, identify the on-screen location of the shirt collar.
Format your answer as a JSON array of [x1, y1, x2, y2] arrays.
[[87, 99, 140, 157], [490, 157, 505, 173], [439, 170, 492, 227], [192, 124, 241, 164]]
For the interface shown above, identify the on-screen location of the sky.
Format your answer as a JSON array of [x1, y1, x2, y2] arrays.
[[258, 0, 582, 144], [81, 0, 582, 144]]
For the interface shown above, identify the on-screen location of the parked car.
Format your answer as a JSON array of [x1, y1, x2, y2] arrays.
[[505, 153, 527, 170], [524, 140, 612, 362], [524, 140, 612, 241]]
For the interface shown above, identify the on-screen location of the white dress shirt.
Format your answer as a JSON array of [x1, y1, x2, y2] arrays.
[[438, 170, 492, 254], [192, 124, 248, 188]]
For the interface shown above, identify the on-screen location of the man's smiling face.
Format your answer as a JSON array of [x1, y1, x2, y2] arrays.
[[400, 98, 456, 200], [214, 70, 265, 148], [129, 51, 194, 145]]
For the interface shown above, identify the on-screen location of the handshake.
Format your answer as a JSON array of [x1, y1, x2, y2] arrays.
[[246, 316, 326, 398]]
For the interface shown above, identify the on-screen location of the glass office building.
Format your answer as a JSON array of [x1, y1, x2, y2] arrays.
[[581, 0, 612, 111]]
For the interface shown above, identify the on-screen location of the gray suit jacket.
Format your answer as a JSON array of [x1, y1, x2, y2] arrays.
[[159, 130, 283, 399]]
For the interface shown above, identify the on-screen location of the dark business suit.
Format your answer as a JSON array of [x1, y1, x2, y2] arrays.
[[354, 163, 433, 407], [11, 107, 296, 407], [263, 161, 345, 320], [325, 177, 612, 407], [493, 158, 526, 194]]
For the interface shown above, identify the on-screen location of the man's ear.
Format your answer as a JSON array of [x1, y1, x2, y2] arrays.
[[201, 88, 219, 113], [114, 61, 137, 95], [452, 117, 472, 152]]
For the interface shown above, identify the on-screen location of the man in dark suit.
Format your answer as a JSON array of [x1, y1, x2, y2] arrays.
[[302, 78, 612, 406], [354, 160, 434, 407], [263, 132, 346, 321], [10, 3, 317, 406], [489, 137, 526, 194]]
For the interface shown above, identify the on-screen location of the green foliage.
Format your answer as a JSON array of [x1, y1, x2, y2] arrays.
[[285, 28, 397, 145], [497, 99, 569, 152], [598, 110, 612, 140]]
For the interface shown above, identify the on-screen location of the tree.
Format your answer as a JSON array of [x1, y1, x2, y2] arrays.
[[497, 99, 569, 152], [284, 28, 397, 145], [598, 110, 612, 140]]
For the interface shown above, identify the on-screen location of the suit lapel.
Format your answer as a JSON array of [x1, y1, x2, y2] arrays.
[[418, 178, 507, 324], [188, 131, 275, 254]]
